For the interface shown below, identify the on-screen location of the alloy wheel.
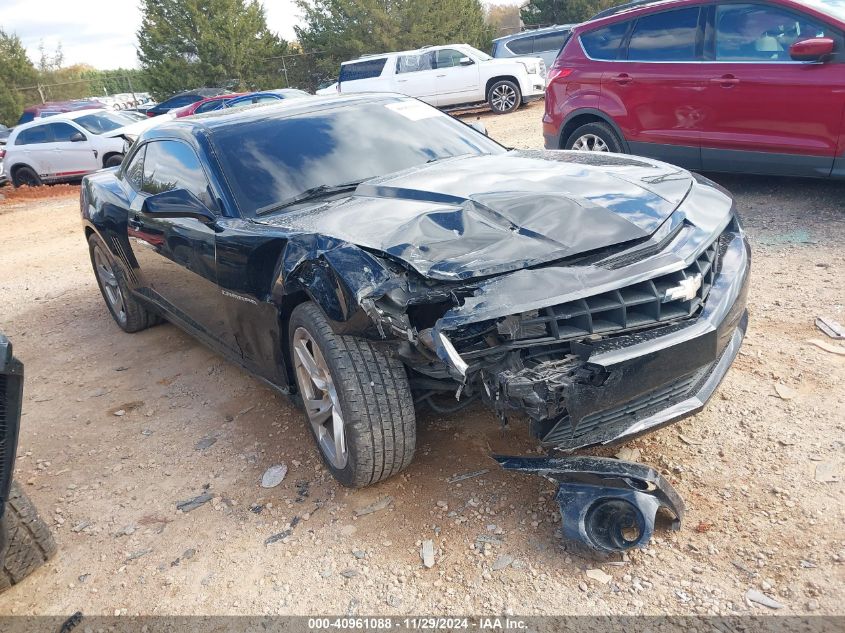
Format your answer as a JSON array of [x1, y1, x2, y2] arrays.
[[292, 327, 348, 469], [491, 85, 517, 112], [571, 133, 609, 152], [93, 245, 127, 326]]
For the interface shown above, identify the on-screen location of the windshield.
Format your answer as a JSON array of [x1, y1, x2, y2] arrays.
[[801, 0, 845, 21], [211, 98, 505, 217], [460, 45, 493, 60], [74, 112, 129, 134]]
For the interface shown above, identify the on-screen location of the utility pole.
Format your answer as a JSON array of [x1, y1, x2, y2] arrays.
[[281, 57, 290, 88]]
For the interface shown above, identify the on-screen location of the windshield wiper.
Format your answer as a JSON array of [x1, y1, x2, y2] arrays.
[[255, 179, 367, 216]]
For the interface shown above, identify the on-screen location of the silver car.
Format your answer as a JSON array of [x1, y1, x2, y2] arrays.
[[491, 24, 574, 68]]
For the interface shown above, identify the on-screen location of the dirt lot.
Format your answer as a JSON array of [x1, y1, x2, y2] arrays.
[[0, 101, 843, 617]]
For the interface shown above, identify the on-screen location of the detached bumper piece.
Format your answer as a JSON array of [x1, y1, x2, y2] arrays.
[[495, 455, 684, 554]]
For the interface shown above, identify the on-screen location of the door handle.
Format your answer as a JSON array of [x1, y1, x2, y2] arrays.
[[396, 79, 408, 83], [710, 74, 739, 87], [612, 73, 633, 85], [436, 74, 446, 78]]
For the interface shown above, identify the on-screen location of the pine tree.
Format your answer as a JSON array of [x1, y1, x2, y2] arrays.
[[137, 0, 290, 99]]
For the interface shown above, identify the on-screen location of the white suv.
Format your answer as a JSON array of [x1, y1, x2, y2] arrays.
[[337, 44, 546, 114], [4, 109, 165, 187]]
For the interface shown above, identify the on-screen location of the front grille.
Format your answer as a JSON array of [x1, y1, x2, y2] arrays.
[[542, 365, 711, 449], [500, 238, 719, 344]]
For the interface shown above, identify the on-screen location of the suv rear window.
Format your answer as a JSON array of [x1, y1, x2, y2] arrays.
[[339, 58, 387, 82], [534, 31, 570, 53], [506, 36, 534, 55], [15, 126, 50, 145], [627, 8, 701, 61], [581, 22, 630, 60]]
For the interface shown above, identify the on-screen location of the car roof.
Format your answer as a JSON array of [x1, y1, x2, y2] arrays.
[[11, 108, 112, 134], [141, 93, 407, 143], [492, 24, 575, 43], [343, 44, 476, 63]]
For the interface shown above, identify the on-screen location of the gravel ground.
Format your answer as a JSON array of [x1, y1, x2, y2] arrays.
[[0, 102, 843, 617]]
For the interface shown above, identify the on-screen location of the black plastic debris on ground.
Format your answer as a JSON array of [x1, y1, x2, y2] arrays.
[[265, 516, 301, 545], [176, 492, 213, 513], [495, 455, 684, 555]]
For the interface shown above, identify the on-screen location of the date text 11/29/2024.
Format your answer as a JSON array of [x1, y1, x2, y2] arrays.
[[308, 617, 527, 630]]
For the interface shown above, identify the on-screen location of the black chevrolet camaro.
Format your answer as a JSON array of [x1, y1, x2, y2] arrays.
[[81, 94, 750, 488]]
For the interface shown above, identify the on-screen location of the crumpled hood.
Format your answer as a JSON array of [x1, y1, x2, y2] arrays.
[[256, 150, 694, 280]]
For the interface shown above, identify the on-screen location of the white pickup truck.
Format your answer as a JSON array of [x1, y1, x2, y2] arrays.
[[337, 44, 546, 114]]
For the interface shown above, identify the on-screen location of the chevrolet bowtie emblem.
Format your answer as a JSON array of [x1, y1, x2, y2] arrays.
[[664, 273, 702, 302]]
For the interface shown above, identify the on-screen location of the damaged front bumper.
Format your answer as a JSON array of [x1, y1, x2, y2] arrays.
[[430, 216, 750, 452]]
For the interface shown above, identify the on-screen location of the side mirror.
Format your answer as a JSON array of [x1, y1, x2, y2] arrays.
[[70, 132, 86, 142], [469, 120, 488, 136], [459, 56, 474, 66], [789, 37, 834, 62], [141, 188, 216, 224]]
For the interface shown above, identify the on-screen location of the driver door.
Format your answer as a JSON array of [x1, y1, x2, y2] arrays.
[[124, 139, 226, 341], [700, 2, 844, 175], [433, 48, 481, 106], [44, 122, 101, 177]]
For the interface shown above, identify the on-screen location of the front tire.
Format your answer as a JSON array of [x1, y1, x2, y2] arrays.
[[104, 154, 124, 168], [487, 80, 521, 115], [0, 482, 57, 594], [289, 302, 416, 488], [11, 166, 42, 188], [564, 122, 624, 153], [88, 233, 159, 333]]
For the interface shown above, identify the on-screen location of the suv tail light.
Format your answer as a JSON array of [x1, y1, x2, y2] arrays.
[[0, 148, 5, 160], [547, 67, 574, 83]]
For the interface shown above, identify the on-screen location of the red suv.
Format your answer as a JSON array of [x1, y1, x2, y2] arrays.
[[544, 0, 845, 178]]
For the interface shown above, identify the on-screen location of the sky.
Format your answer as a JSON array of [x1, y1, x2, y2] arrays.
[[0, 0, 521, 71]]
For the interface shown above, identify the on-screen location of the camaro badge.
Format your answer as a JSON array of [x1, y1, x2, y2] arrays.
[[664, 273, 702, 302]]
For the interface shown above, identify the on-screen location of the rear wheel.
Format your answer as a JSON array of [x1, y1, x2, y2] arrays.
[[289, 302, 416, 488], [88, 233, 159, 333], [104, 154, 124, 168], [11, 166, 42, 188], [564, 122, 624, 153], [0, 482, 57, 594], [487, 80, 521, 115]]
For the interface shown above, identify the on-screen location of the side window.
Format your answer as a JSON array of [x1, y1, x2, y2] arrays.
[[46, 122, 82, 143], [715, 3, 832, 61], [581, 21, 631, 60], [507, 36, 534, 55], [195, 100, 224, 113], [339, 58, 387, 81], [534, 31, 570, 53], [627, 8, 701, 61], [165, 95, 201, 108], [123, 145, 146, 191], [434, 49, 468, 68], [396, 53, 433, 73], [15, 126, 50, 145], [142, 140, 215, 211]]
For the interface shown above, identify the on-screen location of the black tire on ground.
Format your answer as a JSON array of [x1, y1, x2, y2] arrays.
[[487, 80, 522, 115], [11, 166, 42, 188], [87, 233, 160, 333], [0, 481, 57, 593], [563, 121, 624, 153], [104, 154, 124, 168], [288, 302, 416, 488]]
